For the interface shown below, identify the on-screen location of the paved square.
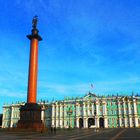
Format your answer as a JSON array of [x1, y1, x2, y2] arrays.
[[0, 128, 140, 140]]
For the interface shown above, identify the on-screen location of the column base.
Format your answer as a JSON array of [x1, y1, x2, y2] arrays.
[[17, 103, 44, 130]]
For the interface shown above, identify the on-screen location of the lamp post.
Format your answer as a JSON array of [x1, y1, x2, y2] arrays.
[[67, 107, 73, 128]]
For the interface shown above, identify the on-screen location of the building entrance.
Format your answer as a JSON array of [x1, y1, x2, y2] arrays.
[[88, 118, 95, 128], [79, 118, 83, 128], [99, 118, 104, 128]]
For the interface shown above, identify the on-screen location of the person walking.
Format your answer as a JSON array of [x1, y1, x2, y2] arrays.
[[51, 126, 53, 134], [54, 127, 56, 134]]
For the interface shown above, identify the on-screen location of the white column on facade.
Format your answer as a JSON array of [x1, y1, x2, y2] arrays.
[[129, 117, 133, 128], [77, 103, 79, 116], [118, 101, 122, 127], [63, 103, 67, 128], [123, 100, 127, 127], [58, 104, 60, 127], [56, 104, 58, 117], [55, 104, 58, 128], [52, 104, 55, 117], [133, 99, 139, 127], [103, 101, 108, 128], [75, 103, 77, 116], [118, 101, 121, 115], [62, 103, 64, 128], [83, 118, 86, 128], [2, 108, 6, 128], [102, 101, 107, 115], [96, 101, 99, 115], [133, 99, 138, 115], [104, 117, 108, 128], [59, 104, 63, 128], [83, 102, 86, 116], [54, 104, 56, 127], [86, 118, 88, 128], [124, 117, 127, 128], [95, 100, 99, 128], [60, 119, 63, 128], [56, 104, 59, 127], [64, 120, 67, 128], [59, 104, 62, 117], [52, 104, 55, 126], [87, 102, 90, 116], [52, 119, 55, 127], [123, 100, 126, 115], [125, 101, 129, 128], [92, 103, 94, 116], [75, 102, 78, 117], [41, 106, 45, 122], [75, 103, 79, 128], [83, 118, 88, 128], [56, 121, 58, 127], [78, 103, 81, 116], [128, 101, 131, 115], [76, 118, 79, 128], [64, 104, 66, 116], [124, 100, 127, 128], [119, 117, 122, 128], [104, 102, 107, 116], [128, 101, 132, 127], [10, 106, 13, 128], [95, 117, 99, 128]]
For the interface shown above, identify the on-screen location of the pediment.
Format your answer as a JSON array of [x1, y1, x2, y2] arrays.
[[83, 92, 97, 100]]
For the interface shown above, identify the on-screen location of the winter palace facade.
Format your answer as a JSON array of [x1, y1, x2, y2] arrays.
[[2, 93, 140, 128]]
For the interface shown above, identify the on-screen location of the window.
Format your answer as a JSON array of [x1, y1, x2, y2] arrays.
[[112, 110, 114, 114], [108, 119, 110, 125]]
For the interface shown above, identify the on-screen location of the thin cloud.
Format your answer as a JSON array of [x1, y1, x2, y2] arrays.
[[38, 81, 90, 94], [0, 89, 26, 98]]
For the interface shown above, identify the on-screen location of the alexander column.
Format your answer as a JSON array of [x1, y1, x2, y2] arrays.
[[18, 16, 43, 130]]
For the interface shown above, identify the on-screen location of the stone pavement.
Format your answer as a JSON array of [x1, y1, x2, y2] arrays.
[[0, 128, 139, 140]]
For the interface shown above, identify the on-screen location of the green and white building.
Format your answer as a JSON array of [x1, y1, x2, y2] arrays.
[[2, 102, 52, 128], [2, 93, 140, 128]]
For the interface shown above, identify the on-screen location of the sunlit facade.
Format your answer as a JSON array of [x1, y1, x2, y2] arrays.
[[52, 93, 140, 128], [2, 102, 52, 128], [2, 93, 140, 128]]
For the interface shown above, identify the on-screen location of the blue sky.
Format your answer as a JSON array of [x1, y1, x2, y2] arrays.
[[0, 0, 140, 113]]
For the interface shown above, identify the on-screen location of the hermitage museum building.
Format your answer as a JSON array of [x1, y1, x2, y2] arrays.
[[2, 93, 140, 129]]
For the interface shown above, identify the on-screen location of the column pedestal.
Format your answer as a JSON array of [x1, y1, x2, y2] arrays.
[[17, 103, 44, 130]]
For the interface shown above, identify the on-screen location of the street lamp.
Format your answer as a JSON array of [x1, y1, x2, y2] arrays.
[[67, 107, 73, 128]]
